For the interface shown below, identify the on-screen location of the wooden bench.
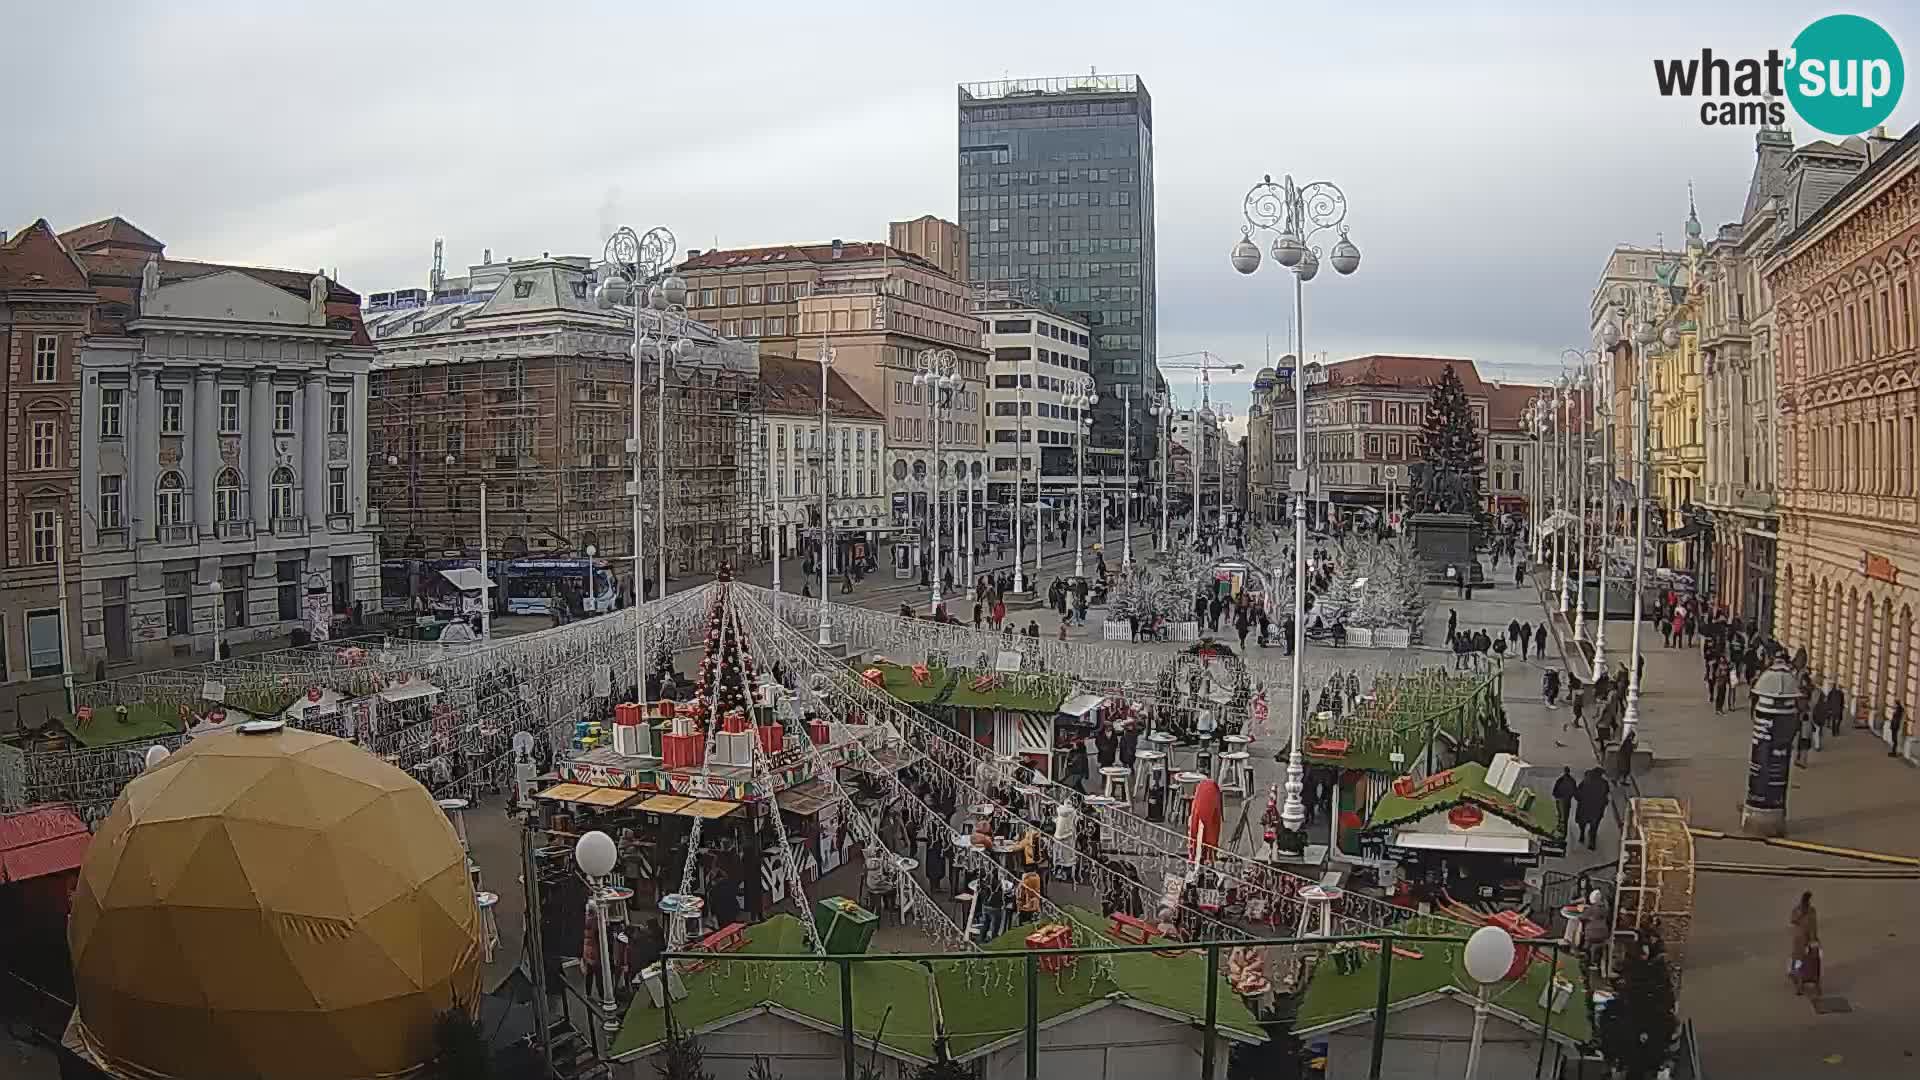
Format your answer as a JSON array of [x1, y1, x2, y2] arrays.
[[1352, 940, 1425, 962], [1108, 911, 1156, 945], [701, 922, 750, 954]]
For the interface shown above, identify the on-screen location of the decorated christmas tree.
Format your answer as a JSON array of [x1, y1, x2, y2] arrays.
[[690, 572, 757, 723], [1415, 364, 1489, 531], [1596, 933, 1679, 1080]]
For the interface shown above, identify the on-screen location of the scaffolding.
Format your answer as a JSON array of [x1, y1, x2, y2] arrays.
[[1612, 796, 1695, 986], [365, 297, 761, 586]]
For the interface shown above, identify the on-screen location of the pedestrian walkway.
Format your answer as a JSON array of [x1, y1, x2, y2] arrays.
[[1527, 559, 1920, 1077]]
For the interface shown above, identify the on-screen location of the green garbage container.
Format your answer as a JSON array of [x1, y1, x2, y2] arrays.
[[814, 896, 877, 955]]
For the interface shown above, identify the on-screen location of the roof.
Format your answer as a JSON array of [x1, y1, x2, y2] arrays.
[[75, 248, 369, 344], [0, 219, 93, 292], [680, 241, 940, 275], [760, 354, 882, 420], [866, 661, 1071, 713], [1777, 122, 1920, 252], [0, 806, 90, 884], [1364, 760, 1560, 838], [1483, 383, 1551, 433], [1321, 355, 1490, 396], [58, 216, 165, 256]]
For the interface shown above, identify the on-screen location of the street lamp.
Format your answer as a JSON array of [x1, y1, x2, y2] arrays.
[[1556, 371, 1575, 615], [1150, 390, 1174, 553], [1121, 387, 1135, 568], [596, 224, 688, 692], [914, 349, 961, 611], [814, 339, 835, 644], [1619, 290, 1660, 739], [966, 460, 981, 587], [1214, 404, 1237, 539], [1067, 376, 1098, 578], [1235, 171, 1360, 834], [1462, 924, 1517, 1080], [1564, 348, 1603, 643], [573, 830, 622, 1034], [1591, 327, 1622, 669]]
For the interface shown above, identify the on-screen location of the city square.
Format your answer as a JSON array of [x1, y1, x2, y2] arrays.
[[4, 6, 1920, 1080]]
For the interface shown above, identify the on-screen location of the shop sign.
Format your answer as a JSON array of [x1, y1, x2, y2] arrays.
[[1862, 551, 1899, 585], [1448, 803, 1485, 830]]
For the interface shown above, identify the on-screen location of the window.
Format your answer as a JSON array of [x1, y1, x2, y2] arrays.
[[29, 419, 57, 469], [446, 372, 465, 393], [277, 559, 303, 622], [100, 388, 123, 437], [329, 391, 349, 434], [219, 388, 241, 432], [156, 388, 183, 433], [746, 286, 762, 303], [30, 334, 59, 382], [99, 475, 124, 529], [26, 609, 63, 677], [164, 571, 192, 637], [701, 288, 716, 306], [215, 468, 243, 523], [221, 564, 248, 629], [768, 284, 786, 303], [275, 390, 295, 432], [744, 318, 762, 337], [767, 316, 786, 335], [792, 282, 808, 299], [328, 467, 348, 515], [29, 508, 56, 565], [271, 467, 298, 521], [723, 287, 740, 305], [722, 320, 737, 337], [157, 471, 187, 527]]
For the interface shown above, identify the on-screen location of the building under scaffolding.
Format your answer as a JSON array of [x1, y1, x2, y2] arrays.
[[363, 252, 759, 598]]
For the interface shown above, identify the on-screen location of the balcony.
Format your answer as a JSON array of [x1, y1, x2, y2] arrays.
[[159, 524, 198, 546], [94, 526, 129, 551], [217, 520, 254, 541], [272, 516, 309, 538]]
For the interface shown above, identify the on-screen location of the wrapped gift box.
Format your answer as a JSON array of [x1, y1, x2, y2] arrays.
[[1024, 922, 1075, 974], [807, 720, 831, 746], [613, 717, 653, 757], [755, 724, 785, 756], [615, 702, 642, 728], [722, 710, 751, 735], [813, 896, 877, 955], [714, 729, 756, 768], [661, 732, 705, 770], [641, 961, 687, 1008]]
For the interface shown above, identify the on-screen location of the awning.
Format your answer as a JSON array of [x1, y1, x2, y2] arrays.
[[845, 744, 922, 775], [531, 783, 639, 809], [1058, 693, 1105, 719], [636, 794, 741, 820], [534, 783, 598, 803], [776, 779, 838, 817], [378, 681, 441, 703], [1388, 830, 1534, 855], [438, 568, 492, 593]]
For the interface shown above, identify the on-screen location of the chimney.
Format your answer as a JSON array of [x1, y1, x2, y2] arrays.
[[831, 238, 843, 259], [483, 248, 492, 264], [686, 249, 701, 259]]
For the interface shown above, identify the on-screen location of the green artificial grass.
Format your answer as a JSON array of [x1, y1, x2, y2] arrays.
[[1295, 919, 1592, 1045], [60, 703, 183, 747], [867, 661, 1070, 714], [1366, 761, 1560, 838], [611, 915, 940, 1061]]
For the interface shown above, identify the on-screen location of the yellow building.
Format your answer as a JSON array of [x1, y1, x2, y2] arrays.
[[1646, 203, 1709, 574]]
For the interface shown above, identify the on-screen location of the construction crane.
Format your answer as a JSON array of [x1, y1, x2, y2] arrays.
[[1155, 351, 1246, 539]]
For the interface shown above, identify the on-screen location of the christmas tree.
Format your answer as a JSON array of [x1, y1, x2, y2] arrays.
[[1415, 364, 1488, 526], [1596, 934, 1679, 1080], [691, 574, 757, 723]]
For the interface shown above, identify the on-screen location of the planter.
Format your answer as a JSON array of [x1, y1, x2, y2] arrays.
[[1170, 621, 1200, 643], [1345, 626, 1374, 648], [1372, 627, 1411, 649], [1102, 620, 1133, 641]]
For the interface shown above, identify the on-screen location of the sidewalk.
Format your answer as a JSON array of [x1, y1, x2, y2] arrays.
[[1529, 562, 1920, 1077]]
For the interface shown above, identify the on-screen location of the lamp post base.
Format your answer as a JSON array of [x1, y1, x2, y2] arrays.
[[1739, 804, 1787, 838]]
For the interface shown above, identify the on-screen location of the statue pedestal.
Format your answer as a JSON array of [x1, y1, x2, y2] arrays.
[[1407, 512, 1480, 584]]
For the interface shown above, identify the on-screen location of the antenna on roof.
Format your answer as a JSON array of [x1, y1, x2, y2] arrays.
[[430, 238, 444, 298]]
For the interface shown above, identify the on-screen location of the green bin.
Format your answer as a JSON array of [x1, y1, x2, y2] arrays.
[[813, 896, 877, 955]]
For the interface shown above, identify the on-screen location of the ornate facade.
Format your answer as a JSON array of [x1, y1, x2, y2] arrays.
[[1768, 123, 1920, 756]]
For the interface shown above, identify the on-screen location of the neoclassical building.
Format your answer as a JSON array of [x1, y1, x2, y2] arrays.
[[1768, 123, 1920, 756]]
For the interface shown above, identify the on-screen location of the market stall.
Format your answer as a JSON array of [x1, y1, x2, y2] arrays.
[[1359, 756, 1561, 906], [861, 661, 1073, 780]]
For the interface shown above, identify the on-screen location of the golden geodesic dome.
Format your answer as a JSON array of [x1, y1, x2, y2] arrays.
[[68, 723, 481, 1080]]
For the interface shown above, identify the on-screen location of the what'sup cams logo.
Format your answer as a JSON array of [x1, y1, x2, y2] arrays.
[[1654, 14, 1903, 135]]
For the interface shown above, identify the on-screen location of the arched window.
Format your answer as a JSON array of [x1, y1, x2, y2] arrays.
[[215, 468, 244, 523], [271, 467, 297, 521], [157, 471, 186, 527]]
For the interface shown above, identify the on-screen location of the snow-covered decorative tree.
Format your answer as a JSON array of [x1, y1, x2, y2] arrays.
[[1414, 364, 1488, 522]]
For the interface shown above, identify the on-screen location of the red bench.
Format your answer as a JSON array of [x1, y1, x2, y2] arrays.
[[702, 922, 750, 954], [1108, 912, 1157, 945]]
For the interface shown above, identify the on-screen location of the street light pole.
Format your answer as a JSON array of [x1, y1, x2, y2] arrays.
[[1619, 298, 1660, 739], [1122, 388, 1134, 568], [1155, 392, 1171, 554], [915, 349, 959, 611], [1594, 356, 1612, 667], [817, 338, 835, 644], [1070, 376, 1097, 578], [1013, 366, 1026, 594], [1234, 172, 1362, 834]]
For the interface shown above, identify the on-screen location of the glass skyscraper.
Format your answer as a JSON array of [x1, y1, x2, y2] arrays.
[[958, 74, 1159, 469]]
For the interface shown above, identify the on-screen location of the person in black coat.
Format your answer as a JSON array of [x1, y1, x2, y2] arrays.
[[1552, 767, 1578, 839], [1094, 723, 1119, 770], [1534, 623, 1548, 659], [1573, 768, 1609, 849]]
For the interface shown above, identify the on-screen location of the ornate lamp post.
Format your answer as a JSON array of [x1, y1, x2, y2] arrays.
[[1121, 387, 1135, 568], [1068, 376, 1098, 578], [966, 460, 980, 586], [1233, 171, 1361, 833], [1563, 348, 1603, 642], [1214, 403, 1237, 540], [814, 338, 835, 644], [914, 349, 961, 610], [1151, 390, 1173, 553], [595, 225, 688, 691], [1613, 289, 1661, 738]]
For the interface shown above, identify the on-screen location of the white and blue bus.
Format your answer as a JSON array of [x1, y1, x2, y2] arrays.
[[502, 557, 620, 616]]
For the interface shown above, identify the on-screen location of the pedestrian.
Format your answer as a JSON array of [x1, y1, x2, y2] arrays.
[[1057, 620, 1069, 641], [1447, 608, 1458, 641], [1534, 623, 1547, 660], [1542, 667, 1560, 709], [1710, 662, 1729, 714], [1795, 709, 1813, 766], [1569, 683, 1587, 729], [1026, 619, 1040, 638], [1660, 613, 1673, 648], [1892, 702, 1909, 758], [1825, 683, 1847, 735], [1507, 618, 1521, 648], [1552, 766, 1577, 839], [1789, 891, 1822, 997], [1615, 729, 1637, 782], [1573, 767, 1609, 849], [1518, 621, 1532, 661], [973, 601, 984, 630]]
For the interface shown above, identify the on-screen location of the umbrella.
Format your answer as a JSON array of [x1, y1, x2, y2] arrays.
[[1188, 777, 1223, 863]]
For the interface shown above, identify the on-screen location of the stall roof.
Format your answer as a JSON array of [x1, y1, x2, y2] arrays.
[[775, 779, 838, 817], [1387, 831, 1534, 855], [636, 793, 739, 819], [1058, 693, 1106, 718], [0, 806, 90, 884], [572, 787, 643, 809], [534, 783, 598, 803], [377, 681, 441, 703], [438, 568, 492, 593], [1364, 761, 1560, 838], [843, 743, 923, 776], [867, 662, 1071, 713]]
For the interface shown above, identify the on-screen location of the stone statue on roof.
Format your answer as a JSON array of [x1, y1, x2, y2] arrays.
[[309, 271, 329, 326], [139, 255, 161, 307]]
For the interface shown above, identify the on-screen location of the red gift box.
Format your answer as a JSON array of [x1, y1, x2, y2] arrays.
[[615, 702, 642, 728], [1025, 923, 1075, 974], [807, 720, 830, 745], [662, 731, 705, 770], [723, 710, 751, 734], [755, 724, 784, 755]]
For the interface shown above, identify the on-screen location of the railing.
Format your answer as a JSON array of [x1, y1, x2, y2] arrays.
[[272, 516, 308, 537], [158, 523, 197, 545], [647, 932, 1583, 1080], [217, 519, 253, 540]]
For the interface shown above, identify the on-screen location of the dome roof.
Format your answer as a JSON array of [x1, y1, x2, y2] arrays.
[[1253, 367, 1278, 388], [69, 724, 480, 1080]]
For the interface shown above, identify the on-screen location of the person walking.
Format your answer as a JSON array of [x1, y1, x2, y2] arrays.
[[1710, 661, 1730, 714], [1573, 767, 1609, 849], [1507, 618, 1521, 649], [1534, 623, 1548, 662], [1615, 729, 1638, 782], [1789, 892, 1822, 997], [1543, 666, 1561, 709], [1552, 766, 1578, 841], [1447, 607, 1458, 642], [1568, 681, 1587, 730], [1518, 620, 1533, 661]]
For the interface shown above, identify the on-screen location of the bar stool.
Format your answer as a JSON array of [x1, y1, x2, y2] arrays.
[[1173, 770, 1206, 821], [1099, 766, 1132, 802], [1223, 733, 1253, 759], [1134, 749, 1167, 793], [437, 797, 471, 852], [1218, 751, 1254, 797], [475, 891, 500, 963]]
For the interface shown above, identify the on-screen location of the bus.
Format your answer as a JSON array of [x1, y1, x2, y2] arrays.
[[379, 558, 501, 616], [502, 557, 620, 617]]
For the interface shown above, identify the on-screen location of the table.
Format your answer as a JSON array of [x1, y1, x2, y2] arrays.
[[1108, 911, 1157, 945], [475, 891, 500, 963]]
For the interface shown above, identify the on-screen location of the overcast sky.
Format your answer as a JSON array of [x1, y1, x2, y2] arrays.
[[8, 2, 1916, 436]]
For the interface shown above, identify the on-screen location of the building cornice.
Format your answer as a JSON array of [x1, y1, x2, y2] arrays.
[[125, 317, 353, 342]]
